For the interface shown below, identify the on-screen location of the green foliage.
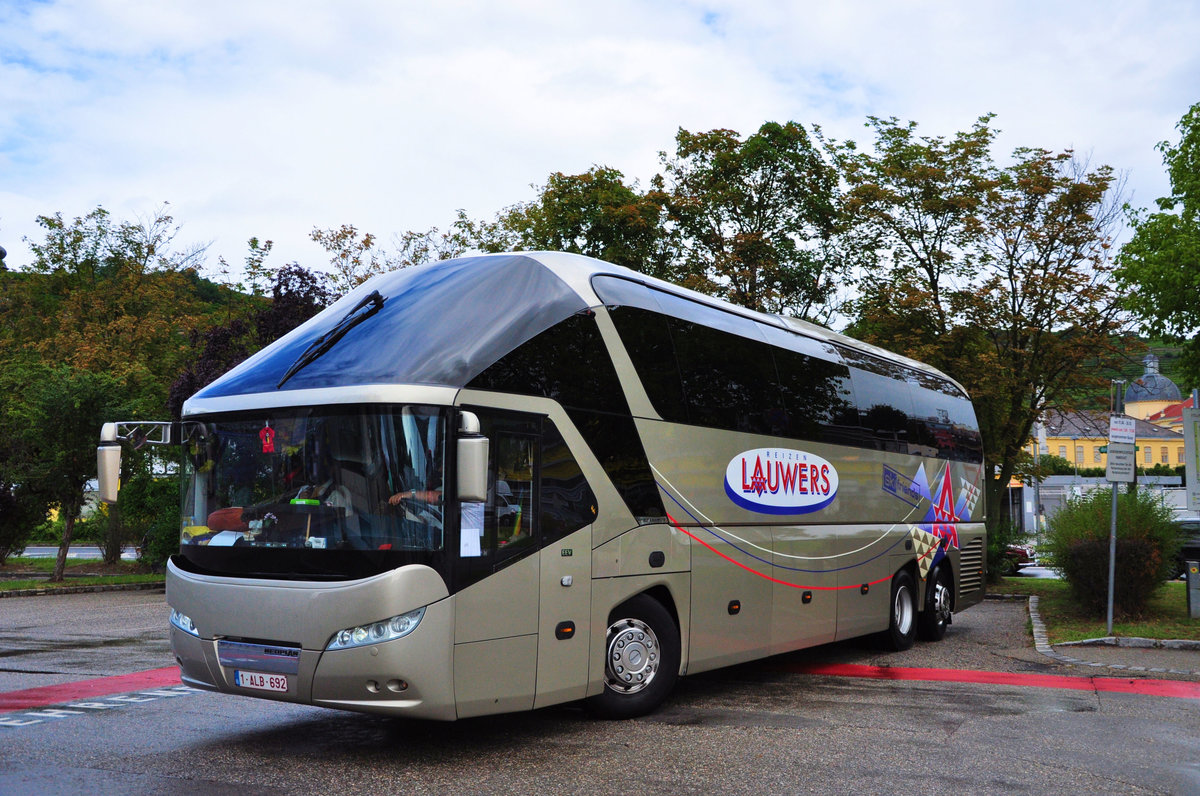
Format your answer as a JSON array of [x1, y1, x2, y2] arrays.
[[0, 364, 131, 580], [29, 515, 63, 543], [1041, 487, 1180, 617], [119, 466, 181, 570], [0, 481, 43, 564], [985, 518, 1026, 584], [1036, 454, 1075, 476], [1116, 101, 1200, 388], [500, 167, 675, 278], [3, 205, 219, 414], [72, 508, 116, 554], [657, 121, 844, 319], [838, 115, 1127, 531]]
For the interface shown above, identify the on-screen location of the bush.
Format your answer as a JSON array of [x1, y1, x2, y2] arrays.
[[119, 470, 180, 571], [986, 518, 1026, 584], [1042, 487, 1180, 618], [0, 482, 44, 564], [74, 502, 134, 563], [29, 515, 62, 543]]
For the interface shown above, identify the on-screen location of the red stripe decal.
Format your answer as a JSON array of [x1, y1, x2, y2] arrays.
[[0, 666, 182, 714], [780, 661, 1200, 700], [666, 511, 896, 591]]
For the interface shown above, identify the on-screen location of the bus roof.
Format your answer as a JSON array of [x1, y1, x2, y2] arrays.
[[184, 252, 965, 413]]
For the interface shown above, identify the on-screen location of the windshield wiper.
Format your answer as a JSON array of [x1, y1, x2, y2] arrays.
[[276, 290, 385, 389]]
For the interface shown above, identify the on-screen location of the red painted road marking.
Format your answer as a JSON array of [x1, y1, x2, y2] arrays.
[[0, 666, 181, 714], [782, 661, 1200, 700]]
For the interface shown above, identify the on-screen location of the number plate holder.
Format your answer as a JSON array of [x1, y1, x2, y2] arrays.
[[217, 639, 301, 675]]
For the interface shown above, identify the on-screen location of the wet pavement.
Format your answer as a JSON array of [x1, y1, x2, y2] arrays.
[[2, 591, 1198, 795]]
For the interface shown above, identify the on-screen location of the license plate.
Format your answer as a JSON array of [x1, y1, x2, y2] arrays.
[[235, 670, 289, 692]]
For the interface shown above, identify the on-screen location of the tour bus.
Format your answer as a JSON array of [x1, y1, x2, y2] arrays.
[[98, 251, 986, 720]]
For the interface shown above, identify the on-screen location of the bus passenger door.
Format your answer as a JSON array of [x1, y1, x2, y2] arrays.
[[452, 419, 541, 718], [533, 419, 597, 709]]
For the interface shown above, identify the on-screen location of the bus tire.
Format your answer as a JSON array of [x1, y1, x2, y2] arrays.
[[587, 594, 680, 719], [917, 564, 952, 642], [883, 569, 917, 651]]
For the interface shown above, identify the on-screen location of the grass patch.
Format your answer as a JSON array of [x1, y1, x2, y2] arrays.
[[990, 577, 1200, 643], [3, 557, 147, 574], [0, 573, 164, 592]]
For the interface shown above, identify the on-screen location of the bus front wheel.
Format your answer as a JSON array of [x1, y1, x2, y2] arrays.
[[587, 594, 680, 719]]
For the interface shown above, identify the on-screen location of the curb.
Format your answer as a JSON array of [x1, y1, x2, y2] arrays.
[[1058, 637, 1200, 652], [1026, 595, 1200, 677], [0, 582, 165, 599]]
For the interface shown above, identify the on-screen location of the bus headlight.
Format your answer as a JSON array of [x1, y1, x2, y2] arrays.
[[170, 609, 200, 637], [326, 607, 426, 650]]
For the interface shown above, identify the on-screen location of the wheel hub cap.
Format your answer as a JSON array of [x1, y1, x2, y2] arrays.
[[605, 618, 659, 694]]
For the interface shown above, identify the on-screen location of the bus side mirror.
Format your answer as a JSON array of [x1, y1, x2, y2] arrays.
[[457, 411, 489, 503], [98, 422, 121, 504]]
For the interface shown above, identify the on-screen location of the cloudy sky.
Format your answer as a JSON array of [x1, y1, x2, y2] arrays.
[[2, 1, 1198, 280]]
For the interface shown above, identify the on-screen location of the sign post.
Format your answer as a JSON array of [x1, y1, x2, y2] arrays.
[[1105, 406, 1135, 635]]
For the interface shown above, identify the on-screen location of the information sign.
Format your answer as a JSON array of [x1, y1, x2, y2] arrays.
[[1184, 408, 1200, 511], [1108, 415, 1136, 445], [1105, 442, 1136, 483]]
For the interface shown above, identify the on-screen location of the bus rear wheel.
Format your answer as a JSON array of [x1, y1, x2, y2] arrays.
[[587, 594, 679, 719], [917, 564, 953, 642], [883, 569, 917, 651]]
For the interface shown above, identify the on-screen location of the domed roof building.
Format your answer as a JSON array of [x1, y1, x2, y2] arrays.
[[1124, 354, 1181, 420]]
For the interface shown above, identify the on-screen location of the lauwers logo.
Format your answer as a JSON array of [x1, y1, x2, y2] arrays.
[[724, 448, 839, 515]]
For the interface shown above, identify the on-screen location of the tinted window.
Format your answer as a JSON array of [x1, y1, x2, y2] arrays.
[[467, 314, 665, 522], [455, 412, 539, 591], [840, 348, 913, 454], [907, 370, 983, 462], [669, 318, 779, 434], [594, 274, 981, 463], [195, 255, 588, 398], [540, 419, 598, 542], [565, 409, 665, 523], [468, 312, 626, 415], [762, 328, 859, 445], [606, 306, 688, 423]]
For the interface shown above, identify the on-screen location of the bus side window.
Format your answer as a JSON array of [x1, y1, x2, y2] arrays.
[[540, 419, 597, 543], [494, 434, 534, 550]]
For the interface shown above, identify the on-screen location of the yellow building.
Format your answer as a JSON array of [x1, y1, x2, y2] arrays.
[[1030, 409, 1185, 470], [1145, 395, 1195, 433]]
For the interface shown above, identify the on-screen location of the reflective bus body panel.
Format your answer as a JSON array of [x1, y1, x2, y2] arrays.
[[162, 251, 985, 720]]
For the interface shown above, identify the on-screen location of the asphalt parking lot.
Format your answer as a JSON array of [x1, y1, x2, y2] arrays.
[[1, 591, 1198, 795]]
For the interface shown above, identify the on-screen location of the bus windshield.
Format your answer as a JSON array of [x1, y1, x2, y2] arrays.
[[180, 406, 447, 565]]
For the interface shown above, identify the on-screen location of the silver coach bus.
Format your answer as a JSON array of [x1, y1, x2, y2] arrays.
[[98, 252, 986, 720]]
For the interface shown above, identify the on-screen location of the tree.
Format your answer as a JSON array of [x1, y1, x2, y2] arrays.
[[839, 116, 997, 343], [311, 218, 479, 296], [310, 224, 394, 296], [841, 117, 1128, 526], [3, 365, 127, 581], [496, 166, 675, 277], [168, 262, 333, 417], [655, 121, 843, 319], [0, 479, 43, 565], [1, 205, 219, 416], [0, 206, 243, 566], [1116, 102, 1200, 386]]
